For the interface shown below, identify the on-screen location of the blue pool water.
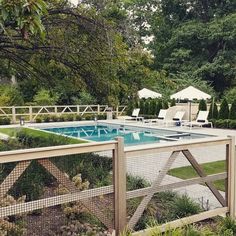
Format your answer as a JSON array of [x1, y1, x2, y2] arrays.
[[42, 125, 208, 146]]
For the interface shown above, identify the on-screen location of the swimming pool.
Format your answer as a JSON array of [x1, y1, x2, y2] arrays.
[[42, 124, 209, 146]]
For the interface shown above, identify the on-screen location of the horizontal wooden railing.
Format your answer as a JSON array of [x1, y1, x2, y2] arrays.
[[0, 105, 127, 123]]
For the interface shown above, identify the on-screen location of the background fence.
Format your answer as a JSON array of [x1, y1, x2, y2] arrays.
[[0, 136, 235, 235], [0, 105, 127, 123]]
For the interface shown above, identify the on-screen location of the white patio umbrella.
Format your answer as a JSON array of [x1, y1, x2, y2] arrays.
[[170, 86, 211, 121], [138, 88, 162, 99]]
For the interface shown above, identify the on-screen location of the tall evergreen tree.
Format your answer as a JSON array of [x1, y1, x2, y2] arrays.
[[229, 100, 236, 120], [219, 98, 229, 119], [208, 100, 218, 120], [198, 99, 207, 111]]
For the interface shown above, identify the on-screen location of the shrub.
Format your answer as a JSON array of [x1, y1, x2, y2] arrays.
[[127, 175, 149, 191], [171, 194, 202, 218], [0, 117, 11, 125], [208, 100, 218, 120], [162, 100, 169, 109], [144, 100, 150, 115], [149, 100, 157, 115], [198, 99, 207, 111], [139, 99, 145, 114], [51, 115, 59, 122], [65, 114, 74, 121], [215, 119, 229, 129], [219, 98, 229, 119], [35, 117, 42, 123], [126, 100, 134, 116], [83, 114, 94, 120], [219, 217, 236, 235], [75, 114, 82, 121], [97, 114, 106, 120], [156, 99, 163, 115], [58, 116, 65, 122], [229, 120, 236, 129], [229, 100, 236, 120], [170, 98, 176, 107], [42, 115, 50, 122]]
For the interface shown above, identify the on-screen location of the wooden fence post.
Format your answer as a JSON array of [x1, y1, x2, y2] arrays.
[[29, 106, 33, 122], [97, 105, 100, 115], [227, 136, 236, 218], [54, 106, 58, 116], [114, 137, 126, 236], [116, 106, 119, 117], [77, 105, 80, 115], [12, 106, 16, 124]]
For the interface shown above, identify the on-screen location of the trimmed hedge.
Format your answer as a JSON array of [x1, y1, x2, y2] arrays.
[[34, 113, 106, 123], [0, 117, 11, 125]]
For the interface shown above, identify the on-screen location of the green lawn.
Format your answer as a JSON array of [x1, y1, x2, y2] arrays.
[[168, 160, 226, 191], [0, 127, 86, 144], [0, 127, 18, 137]]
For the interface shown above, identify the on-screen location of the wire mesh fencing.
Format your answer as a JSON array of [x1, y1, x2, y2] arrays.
[[125, 137, 233, 232], [0, 143, 117, 236]]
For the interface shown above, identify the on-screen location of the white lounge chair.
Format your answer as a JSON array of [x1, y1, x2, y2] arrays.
[[143, 109, 167, 124], [118, 108, 143, 122], [182, 110, 213, 128], [163, 111, 186, 126]]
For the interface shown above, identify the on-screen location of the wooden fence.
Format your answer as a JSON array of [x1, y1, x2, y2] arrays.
[[0, 105, 127, 123], [125, 136, 236, 235], [0, 136, 235, 235]]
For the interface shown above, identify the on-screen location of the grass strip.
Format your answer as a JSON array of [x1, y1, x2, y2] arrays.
[[0, 127, 86, 144], [168, 160, 226, 191]]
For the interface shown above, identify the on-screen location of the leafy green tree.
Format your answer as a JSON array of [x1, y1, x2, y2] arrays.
[[219, 98, 229, 119], [198, 99, 207, 111], [208, 100, 218, 120], [146, 1, 236, 93], [229, 100, 236, 120], [0, 85, 24, 106], [0, 0, 47, 39], [74, 91, 97, 105], [33, 89, 59, 105], [224, 87, 236, 104]]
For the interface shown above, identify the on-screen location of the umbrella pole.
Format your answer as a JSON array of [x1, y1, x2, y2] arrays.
[[189, 100, 192, 122]]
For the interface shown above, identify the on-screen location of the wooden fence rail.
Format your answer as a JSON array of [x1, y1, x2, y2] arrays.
[[0, 105, 127, 123]]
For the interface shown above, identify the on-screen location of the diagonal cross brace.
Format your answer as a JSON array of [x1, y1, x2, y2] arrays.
[[0, 161, 31, 198], [182, 150, 226, 207], [38, 159, 114, 229], [128, 151, 180, 229]]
